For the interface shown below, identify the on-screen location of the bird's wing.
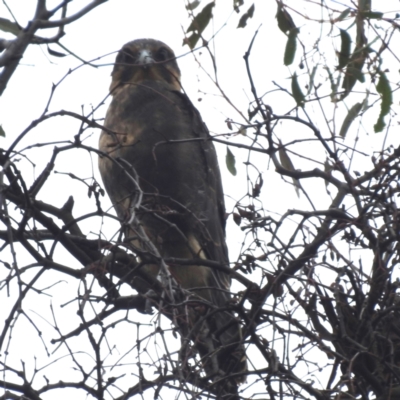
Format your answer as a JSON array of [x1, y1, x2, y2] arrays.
[[172, 90, 231, 294]]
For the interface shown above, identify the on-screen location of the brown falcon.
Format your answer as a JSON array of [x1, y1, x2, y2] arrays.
[[98, 39, 246, 385]]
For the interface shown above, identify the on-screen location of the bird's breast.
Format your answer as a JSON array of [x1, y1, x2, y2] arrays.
[[99, 84, 207, 212]]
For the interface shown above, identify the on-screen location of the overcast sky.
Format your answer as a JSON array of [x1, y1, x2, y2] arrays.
[[1, 1, 400, 399]]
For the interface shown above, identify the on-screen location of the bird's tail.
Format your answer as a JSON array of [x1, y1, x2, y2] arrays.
[[187, 294, 246, 379]]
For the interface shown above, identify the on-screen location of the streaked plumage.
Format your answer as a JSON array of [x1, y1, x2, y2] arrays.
[[98, 39, 246, 387]]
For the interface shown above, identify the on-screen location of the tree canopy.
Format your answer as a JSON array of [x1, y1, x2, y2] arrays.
[[1, 1, 400, 399]]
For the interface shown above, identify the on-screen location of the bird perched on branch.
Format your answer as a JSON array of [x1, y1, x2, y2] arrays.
[[98, 38, 247, 388]]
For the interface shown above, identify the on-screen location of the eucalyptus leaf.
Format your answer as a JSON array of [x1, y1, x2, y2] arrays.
[[187, 2, 215, 34], [237, 4, 255, 28], [291, 72, 305, 107], [276, 4, 296, 34], [284, 28, 298, 66], [226, 147, 237, 176], [338, 29, 351, 69], [339, 102, 363, 138], [374, 72, 392, 133], [186, 1, 200, 11], [336, 8, 351, 22], [279, 141, 300, 197], [0, 17, 21, 36]]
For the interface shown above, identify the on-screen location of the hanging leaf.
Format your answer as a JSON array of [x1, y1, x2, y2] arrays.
[[342, 63, 365, 98], [186, 1, 200, 10], [233, 0, 244, 13], [291, 72, 305, 107], [0, 125, 5, 137], [226, 147, 237, 176], [346, 66, 365, 83], [339, 102, 363, 138], [248, 106, 258, 120], [324, 159, 333, 192], [184, 33, 201, 49], [187, 2, 215, 34], [238, 126, 247, 135], [233, 213, 242, 226], [276, 3, 296, 34], [47, 46, 67, 58], [325, 66, 340, 101], [362, 96, 369, 112], [374, 72, 392, 133], [252, 175, 263, 198], [341, 19, 368, 99], [237, 4, 255, 28], [284, 27, 299, 66], [0, 17, 21, 36], [335, 8, 351, 22], [185, 1, 215, 48], [307, 65, 317, 95], [338, 29, 351, 69], [278, 141, 300, 197]]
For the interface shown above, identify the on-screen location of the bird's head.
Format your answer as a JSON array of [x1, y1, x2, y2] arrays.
[[110, 39, 181, 94]]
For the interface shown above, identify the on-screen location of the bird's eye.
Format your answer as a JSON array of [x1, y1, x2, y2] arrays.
[[116, 49, 135, 65], [156, 47, 170, 62]]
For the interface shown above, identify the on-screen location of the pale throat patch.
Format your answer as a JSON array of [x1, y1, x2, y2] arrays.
[[138, 49, 153, 65]]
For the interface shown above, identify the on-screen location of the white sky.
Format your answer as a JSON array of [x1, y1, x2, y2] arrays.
[[1, 1, 400, 399]]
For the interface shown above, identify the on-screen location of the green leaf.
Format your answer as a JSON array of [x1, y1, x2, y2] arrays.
[[0, 17, 21, 36], [362, 96, 369, 112], [0, 125, 5, 137], [335, 8, 351, 22], [339, 102, 363, 138], [247, 4, 255, 18], [374, 72, 392, 133], [342, 63, 365, 98], [279, 141, 300, 197], [341, 36, 368, 99], [291, 72, 305, 107], [347, 66, 365, 83], [325, 66, 340, 101], [338, 29, 351, 69], [186, 0, 200, 10], [276, 3, 296, 34], [187, 1, 215, 34], [184, 33, 201, 49], [284, 27, 298, 66], [237, 4, 255, 28], [226, 147, 237, 176]]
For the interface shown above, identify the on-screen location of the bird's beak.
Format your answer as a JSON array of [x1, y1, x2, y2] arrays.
[[138, 49, 154, 69]]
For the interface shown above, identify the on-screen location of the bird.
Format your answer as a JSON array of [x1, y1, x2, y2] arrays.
[[98, 38, 247, 389]]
